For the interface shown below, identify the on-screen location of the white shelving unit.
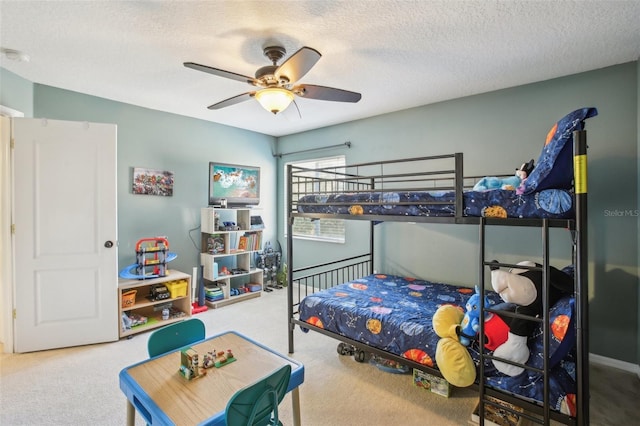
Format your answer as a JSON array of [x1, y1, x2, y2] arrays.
[[118, 270, 192, 338], [200, 207, 264, 308]]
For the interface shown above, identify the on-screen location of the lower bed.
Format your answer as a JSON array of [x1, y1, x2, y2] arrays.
[[297, 273, 577, 416]]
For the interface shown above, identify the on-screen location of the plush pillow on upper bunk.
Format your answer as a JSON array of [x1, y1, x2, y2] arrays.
[[520, 107, 598, 195]]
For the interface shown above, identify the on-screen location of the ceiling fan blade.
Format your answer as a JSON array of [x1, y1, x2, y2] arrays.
[[184, 62, 261, 86], [293, 84, 362, 103], [207, 92, 255, 110], [275, 47, 321, 84]]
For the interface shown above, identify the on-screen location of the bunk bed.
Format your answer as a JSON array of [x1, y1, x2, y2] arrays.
[[286, 107, 596, 426]]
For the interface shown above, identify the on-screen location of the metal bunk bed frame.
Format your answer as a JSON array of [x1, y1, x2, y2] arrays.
[[286, 130, 588, 426]]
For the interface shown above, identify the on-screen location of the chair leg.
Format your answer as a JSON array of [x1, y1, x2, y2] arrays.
[[126, 400, 135, 426], [291, 388, 301, 426]]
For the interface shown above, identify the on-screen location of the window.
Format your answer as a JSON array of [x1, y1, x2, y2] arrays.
[[285, 156, 346, 243]]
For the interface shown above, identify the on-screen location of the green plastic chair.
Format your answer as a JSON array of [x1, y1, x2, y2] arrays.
[[225, 364, 292, 426], [147, 318, 205, 358]]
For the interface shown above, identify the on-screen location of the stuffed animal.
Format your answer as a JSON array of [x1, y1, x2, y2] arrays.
[[489, 260, 573, 376], [473, 159, 535, 192], [458, 286, 493, 346], [458, 286, 512, 351], [515, 159, 535, 194], [432, 304, 476, 387]]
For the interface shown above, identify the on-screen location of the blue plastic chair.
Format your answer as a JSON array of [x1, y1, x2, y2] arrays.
[[147, 318, 206, 358], [225, 364, 292, 426]]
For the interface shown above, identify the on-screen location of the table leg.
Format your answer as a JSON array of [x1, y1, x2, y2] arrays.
[[126, 400, 135, 426], [291, 387, 301, 426]]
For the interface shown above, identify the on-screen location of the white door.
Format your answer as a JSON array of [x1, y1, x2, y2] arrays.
[[12, 118, 118, 352]]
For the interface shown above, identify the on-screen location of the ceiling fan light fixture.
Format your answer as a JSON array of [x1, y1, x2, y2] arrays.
[[255, 87, 294, 114]]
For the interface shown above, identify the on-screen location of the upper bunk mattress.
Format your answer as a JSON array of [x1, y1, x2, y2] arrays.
[[296, 188, 574, 219]]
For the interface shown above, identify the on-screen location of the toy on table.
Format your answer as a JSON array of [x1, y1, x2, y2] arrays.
[[180, 347, 200, 380], [472, 159, 535, 192], [202, 351, 216, 369], [200, 348, 237, 370], [214, 349, 236, 367]]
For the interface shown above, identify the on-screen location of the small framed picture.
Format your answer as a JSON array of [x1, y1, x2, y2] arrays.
[[132, 167, 174, 196]]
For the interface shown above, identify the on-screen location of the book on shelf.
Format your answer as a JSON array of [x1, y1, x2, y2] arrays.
[[238, 231, 262, 251], [237, 235, 248, 251], [204, 285, 224, 301]]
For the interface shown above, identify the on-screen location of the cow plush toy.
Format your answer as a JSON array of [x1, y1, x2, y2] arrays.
[[489, 260, 574, 376]]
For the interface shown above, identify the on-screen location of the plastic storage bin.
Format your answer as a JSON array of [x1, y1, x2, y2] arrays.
[[121, 289, 137, 308], [166, 279, 189, 299]]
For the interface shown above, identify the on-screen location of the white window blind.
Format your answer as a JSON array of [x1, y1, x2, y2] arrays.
[[285, 155, 346, 243]]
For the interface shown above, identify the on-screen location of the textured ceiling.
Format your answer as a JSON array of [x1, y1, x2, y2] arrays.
[[1, 1, 639, 137]]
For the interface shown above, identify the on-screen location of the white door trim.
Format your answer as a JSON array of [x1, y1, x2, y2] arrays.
[[0, 106, 23, 353]]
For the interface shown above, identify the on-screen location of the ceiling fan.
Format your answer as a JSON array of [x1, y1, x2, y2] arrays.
[[184, 45, 362, 115]]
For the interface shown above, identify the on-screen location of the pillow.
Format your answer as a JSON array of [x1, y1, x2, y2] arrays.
[[527, 295, 575, 369], [527, 265, 576, 369], [521, 107, 598, 194]]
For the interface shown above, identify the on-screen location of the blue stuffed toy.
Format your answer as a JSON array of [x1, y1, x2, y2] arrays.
[[472, 159, 535, 192], [458, 286, 494, 346]]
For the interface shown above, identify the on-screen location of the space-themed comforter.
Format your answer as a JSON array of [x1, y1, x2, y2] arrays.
[[296, 188, 574, 219], [298, 274, 577, 415]]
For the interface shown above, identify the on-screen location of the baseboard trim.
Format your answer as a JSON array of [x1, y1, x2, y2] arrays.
[[590, 352, 640, 379]]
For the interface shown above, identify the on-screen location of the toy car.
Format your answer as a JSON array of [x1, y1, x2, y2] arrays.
[[150, 284, 170, 301]]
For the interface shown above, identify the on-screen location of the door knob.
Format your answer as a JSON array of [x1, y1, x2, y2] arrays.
[[104, 240, 114, 248]]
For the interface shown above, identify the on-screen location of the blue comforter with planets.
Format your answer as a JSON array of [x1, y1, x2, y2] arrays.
[[299, 274, 577, 415], [296, 188, 574, 219]]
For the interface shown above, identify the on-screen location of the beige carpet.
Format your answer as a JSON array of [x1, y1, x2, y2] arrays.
[[1, 287, 638, 425]]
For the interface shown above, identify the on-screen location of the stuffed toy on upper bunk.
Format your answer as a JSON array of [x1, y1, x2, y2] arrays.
[[473, 106, 599, 196], [472, 159, 534, 192]]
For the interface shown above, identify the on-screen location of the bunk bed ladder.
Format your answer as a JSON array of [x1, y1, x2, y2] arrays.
[[478, 218, 555, 426], [477, 126, 588, 426]]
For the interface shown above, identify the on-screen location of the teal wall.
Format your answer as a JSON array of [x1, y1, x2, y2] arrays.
[[0, 68, 33, 117], [277, 62, 640, 364], [27, 84, 277, 276]]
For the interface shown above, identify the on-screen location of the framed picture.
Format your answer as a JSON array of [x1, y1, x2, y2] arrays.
[[132, 167, 174, 196]]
